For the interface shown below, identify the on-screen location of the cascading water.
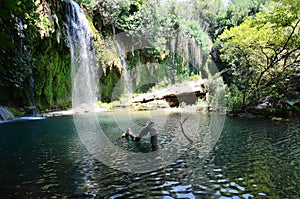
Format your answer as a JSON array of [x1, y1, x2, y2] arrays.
[[115, 41, 133, 96], [112, 25, 133, 96], [64, 0, 98, 111], [0, 107, 14, 121], [169, 29, 209, 77], [59, 0, 226, 174], [18, 19, 40, 116]]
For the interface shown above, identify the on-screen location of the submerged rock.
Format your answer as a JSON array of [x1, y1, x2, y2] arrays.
[[271, 117, 290, 122]]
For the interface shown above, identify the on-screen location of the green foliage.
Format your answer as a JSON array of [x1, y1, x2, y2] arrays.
[[78, 0, 97, 11], [34, 1, 56, 39], [0, 0, 72, 110], [99, 65, 122, 102], [205, 74, 227, 111], [0, 0, 38, 48], [193, 0, 270, 41], [0, 0, 38, 98], [218, 0, 300, 106], [114, 0, 142, 31], [3, 0, 298, 115], [197, 98, 209, 112], [186, 21, 211, 53], [125, 48, 178, 94], [226, 84, 244, 112], [92, 0, 214, 99], [7, 106, 24, 117], [96, 101, 113, 110], [34, 50, 71, 109]]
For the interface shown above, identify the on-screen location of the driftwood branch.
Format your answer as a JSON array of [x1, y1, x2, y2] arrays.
[[180, 116, 193, 144]]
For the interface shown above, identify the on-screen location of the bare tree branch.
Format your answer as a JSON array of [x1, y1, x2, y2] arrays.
[[180, 116, 193, 144]]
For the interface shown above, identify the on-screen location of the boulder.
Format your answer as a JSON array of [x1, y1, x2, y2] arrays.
[[255, 96, 278, 110], [131, 80, 206, 107]]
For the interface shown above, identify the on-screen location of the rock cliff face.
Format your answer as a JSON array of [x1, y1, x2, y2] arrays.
[[131, 80, 206, 107]]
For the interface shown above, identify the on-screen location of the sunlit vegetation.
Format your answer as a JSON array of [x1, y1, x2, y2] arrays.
[[0, 0, 299, 116]]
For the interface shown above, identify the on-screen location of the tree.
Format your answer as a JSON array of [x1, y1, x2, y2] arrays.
[[192, 0, 269, 41], [218, 0, 300, 106]]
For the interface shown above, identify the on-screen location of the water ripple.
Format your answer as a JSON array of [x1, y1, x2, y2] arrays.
[[0, 116, 299, 198]]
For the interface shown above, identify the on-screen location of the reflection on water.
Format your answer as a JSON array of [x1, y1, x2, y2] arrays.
[[0, 112, 299, 198], [74, 110, 224, 173]]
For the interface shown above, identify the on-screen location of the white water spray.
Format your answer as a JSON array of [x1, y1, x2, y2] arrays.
[[112, 25, 133, 96], [115, 41, 133, 96], [63, 0, 225, 174], [65, 0, 98, 111]]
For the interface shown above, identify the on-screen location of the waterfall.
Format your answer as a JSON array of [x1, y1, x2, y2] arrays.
[[0, 107, 14, 121], [64, 0, 98, 111], [115, 41, 133, 96], [169, 29, 209, 78], [18, 18, 40, 116], [112, 25, 133, 96], [27, 73, 40, 116]]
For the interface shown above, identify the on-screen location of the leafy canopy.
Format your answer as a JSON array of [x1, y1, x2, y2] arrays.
[[218, 0, 300, 104]]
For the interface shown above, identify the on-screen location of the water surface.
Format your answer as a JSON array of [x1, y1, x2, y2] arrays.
[[0, 112, 299, 198]]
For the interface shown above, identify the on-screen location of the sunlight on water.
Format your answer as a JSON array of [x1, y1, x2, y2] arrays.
[[72, 109, 224, 173], [0, 115, 299, 198]]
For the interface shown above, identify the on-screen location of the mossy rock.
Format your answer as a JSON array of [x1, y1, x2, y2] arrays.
[[7, 107, 24, 117]]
